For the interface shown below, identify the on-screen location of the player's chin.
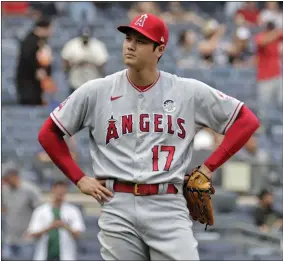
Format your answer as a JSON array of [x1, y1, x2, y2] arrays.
[[123, 58, 137, 67]]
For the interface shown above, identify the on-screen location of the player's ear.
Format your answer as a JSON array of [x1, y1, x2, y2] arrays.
[[157, 44, 165, 58], [159, 45, 165, 53]]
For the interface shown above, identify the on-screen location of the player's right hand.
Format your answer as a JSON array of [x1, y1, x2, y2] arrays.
[[77, 176, 113, 202]]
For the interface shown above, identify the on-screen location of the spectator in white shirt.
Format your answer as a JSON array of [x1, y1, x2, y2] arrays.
[[61, 26, 109, 94], [27, 181, 85, 260], [260, 2, 283, 29]]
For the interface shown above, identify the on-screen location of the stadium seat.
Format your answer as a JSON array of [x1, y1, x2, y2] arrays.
[[84, 216, 99, 227], [78, 239, 101, 253], [78, 253, 103, 261], [199, 253, 223, 260], [248, 247, 279, 258], [212, 190, 237, 213], [254, 254, 282, 260], [223, 254, 254, 260], [199, 240, 243, 255]]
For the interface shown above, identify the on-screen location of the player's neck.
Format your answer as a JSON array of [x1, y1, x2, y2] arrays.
[[127, 67, 159, 87]]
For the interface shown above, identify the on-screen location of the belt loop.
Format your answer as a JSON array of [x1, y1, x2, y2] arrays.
[[174, 184, 183, 194], [105, 179, 115, 193], [158, 183, 168, 194]]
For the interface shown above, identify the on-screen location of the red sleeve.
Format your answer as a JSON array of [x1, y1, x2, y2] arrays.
[[204, 105, 260, 172], [38, 117, 85, 184]]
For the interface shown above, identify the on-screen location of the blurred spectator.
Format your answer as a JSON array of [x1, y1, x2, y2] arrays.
[[193, 128, 215, 151], [69, 2, 97, 25], [37, 38, 57, 105], [259, 1, 283, 29], [61, 26, 109, 94], [226, 27, 254, 67], [2, 162, 42, 259], [27, 181, 85, 260], [198, 20, 227, 67], [128, 2, 160, 21], [161, 2, 204, 26], [29, 2, 58, 20], [234, 2, 260, 27], [254, 21, 283, 129], [16, 17, 54, 106], [224, 1, 244, 18], [194, 127, 258, 157], [2, 1, 29, 16], [176, 30, 199, 69], [254, 189, 283, 232]]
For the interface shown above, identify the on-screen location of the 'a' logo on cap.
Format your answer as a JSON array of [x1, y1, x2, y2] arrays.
[[161, 36, 164, 42], [135, 14, 148, 27]]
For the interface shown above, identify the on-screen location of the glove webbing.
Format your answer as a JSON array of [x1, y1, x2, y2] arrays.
[[194, 168, 212, 231], [188, 187, 213, 231]]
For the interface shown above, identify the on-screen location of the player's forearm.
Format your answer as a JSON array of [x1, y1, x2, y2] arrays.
[[38, 117, 85, 184], [204, 105, 260, 173]]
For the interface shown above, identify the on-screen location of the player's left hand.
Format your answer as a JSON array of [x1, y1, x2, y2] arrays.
[[77, 176, 113, 202], [183, 166, 215, 230]]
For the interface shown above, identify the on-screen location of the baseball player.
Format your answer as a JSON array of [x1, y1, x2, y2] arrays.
[[38, 14, 260, 261]]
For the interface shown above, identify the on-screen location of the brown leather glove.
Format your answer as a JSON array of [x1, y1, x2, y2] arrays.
[[183, 166, 215, 230]]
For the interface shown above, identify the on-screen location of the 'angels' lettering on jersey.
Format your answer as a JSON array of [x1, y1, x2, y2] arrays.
[[106, 113, 186, 144]]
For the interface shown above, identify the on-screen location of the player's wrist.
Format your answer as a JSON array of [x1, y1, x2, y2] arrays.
[[199, 164, 213, 179], [76, 175, 87, 188]]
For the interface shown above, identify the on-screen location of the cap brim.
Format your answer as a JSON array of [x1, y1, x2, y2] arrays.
[[117, 25, 159, 44]]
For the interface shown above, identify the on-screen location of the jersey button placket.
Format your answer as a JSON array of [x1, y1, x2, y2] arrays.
[[136, 93, 145, 174], [139, 94, 144, 110]]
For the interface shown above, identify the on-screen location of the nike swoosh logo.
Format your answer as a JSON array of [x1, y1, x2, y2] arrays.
[[111, 95, 123, 101]]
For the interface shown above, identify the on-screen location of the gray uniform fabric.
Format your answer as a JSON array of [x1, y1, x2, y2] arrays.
[[51, 69, 243, 260]]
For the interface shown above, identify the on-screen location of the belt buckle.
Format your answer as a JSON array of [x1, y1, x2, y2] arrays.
[[134, 183, 141, 196]]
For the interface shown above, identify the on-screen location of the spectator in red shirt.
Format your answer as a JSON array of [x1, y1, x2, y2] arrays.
[[254, 21, 283, 131], [2, 2, 28, 16], [235, 2, 260, 27]]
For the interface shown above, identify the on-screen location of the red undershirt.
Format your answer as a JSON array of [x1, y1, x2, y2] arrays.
[[38, 105, 260, 184]]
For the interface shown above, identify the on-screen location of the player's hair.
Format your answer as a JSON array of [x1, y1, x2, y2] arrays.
[[153, 42, 162, 63]]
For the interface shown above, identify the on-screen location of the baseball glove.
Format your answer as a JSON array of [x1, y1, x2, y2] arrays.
[[183, 166, 215, 230]]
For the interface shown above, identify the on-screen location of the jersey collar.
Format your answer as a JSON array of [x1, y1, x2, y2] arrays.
[[126, 70, 160, 93]]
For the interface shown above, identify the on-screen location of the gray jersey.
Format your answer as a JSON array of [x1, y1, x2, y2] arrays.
[[51, 69, 243, 184]]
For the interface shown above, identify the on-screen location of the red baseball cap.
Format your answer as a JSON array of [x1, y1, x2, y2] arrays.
[[117, 13, 169, 46]]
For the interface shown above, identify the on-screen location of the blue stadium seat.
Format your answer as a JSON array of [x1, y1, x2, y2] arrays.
[[199, 253, 223, 260], [84, 216, 99, 227], [78, 239, 101, 253], [199, 241, 242, 255], [248, 247, 279, 258], [212, 190, 237, 213], [255, 254, 282, 260], [78, 253, 103, 261], [223, 254, 254, 260]]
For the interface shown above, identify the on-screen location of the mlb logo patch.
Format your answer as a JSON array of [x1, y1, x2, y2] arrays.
[[163, 99, 176, 112]]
